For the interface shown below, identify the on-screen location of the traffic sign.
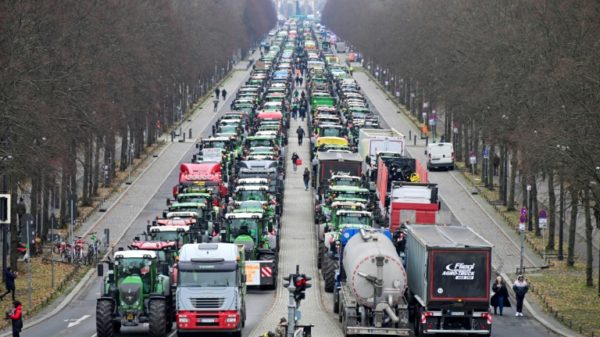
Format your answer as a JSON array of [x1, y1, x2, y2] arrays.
[[469, 155, 476, 165], [520, 207, 528, 216], [539, 209, 548, 229], [519, 222, 526, 232], [483, 147, 489, 159]]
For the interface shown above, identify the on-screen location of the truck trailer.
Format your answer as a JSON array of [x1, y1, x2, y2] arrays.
[[405, 225, 493, 336], [358, 128, 405, 170]]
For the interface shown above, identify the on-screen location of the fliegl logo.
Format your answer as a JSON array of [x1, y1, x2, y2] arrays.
[[442, 263, 475, 280]]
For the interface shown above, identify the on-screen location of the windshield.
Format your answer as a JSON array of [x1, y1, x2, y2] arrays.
[[249, 139, 274, 147], [218, 126, 237, 134], [204, 141, 227, 149], [179, 270, 236, 287], [151, 231, 185, 242], [237, 190, 267, 201], [176, 196, 208, 205], [115, 258, 151, 276], [228, 218, 259, 241], [332, 178, 360, 187], [321, 128, 342, 137], [338, 214, 371, 225]]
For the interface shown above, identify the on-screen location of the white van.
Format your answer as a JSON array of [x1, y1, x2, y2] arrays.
[[425, 142, 454, 170]]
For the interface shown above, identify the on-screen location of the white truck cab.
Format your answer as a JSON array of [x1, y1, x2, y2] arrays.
[[425, 142, 454, 170]]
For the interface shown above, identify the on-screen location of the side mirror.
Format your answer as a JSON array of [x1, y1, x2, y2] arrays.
[[134, 236, 140, 241], [192, 154, 197, 162], [195, 143, 199, 149], [424, 150, 427, 155], [97, 264, 104, 277], [166, 198, 171, 206]]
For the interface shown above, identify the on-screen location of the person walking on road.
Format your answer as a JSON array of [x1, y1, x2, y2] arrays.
[[7, 300, 22, 337], [303, 168, 310, 191], [213, 98, 219, 112], [274, 317, 287, 337], [214, 87, 220, 100], [299, 105, 306, 121], [292, 105, 298, 120], [512, 275, 529, 316], [296, 126, 305, 146], [291, 152, 300, 172], [1, 267, 17, 301], [221, 88, 227, 100], [491, 275, 510, 315]]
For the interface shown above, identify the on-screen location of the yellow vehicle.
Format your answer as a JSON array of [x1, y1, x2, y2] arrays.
[[316, 136, 349, 148]]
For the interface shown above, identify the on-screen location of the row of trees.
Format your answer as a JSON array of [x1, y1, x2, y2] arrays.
[[0, 0, 276, 268], [323, 0, 600, 286]]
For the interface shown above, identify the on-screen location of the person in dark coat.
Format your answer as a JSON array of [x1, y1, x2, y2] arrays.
[[303, 168, 310, 191], [299, 105, 306, 121], [1, 267, 17, 301], [512, 275, 529, 316], [296, 126, 305, 146], [221, 89, 227, 100], [291, 152, 299, 172], [214, 87, 220, 100], [7, 300, 22, 337], [490, 275, 510, 315]]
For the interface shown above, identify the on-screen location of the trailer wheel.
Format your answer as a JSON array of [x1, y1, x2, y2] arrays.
[[333, 288, 339, 314], [96, 300, 115, 337], [322, 255, 336, 293], [148, 299, 167, 337], [317, 240, 324, 269]]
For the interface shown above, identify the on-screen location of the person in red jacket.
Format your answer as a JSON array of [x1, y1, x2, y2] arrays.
[[7, 301, 22, 337]]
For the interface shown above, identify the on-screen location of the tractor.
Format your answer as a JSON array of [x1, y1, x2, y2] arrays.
[[96, 250, 172, 337]]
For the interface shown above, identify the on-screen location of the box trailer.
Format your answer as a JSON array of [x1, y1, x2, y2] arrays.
[[358, 128, 405, 170], [405, 225, 493, 336]]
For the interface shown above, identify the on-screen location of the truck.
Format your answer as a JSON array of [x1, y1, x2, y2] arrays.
[[384, 182, 442, 232], [315, 151, 362, 197], [175, 243, 246, 337], [358, 128, 405, 170], [174, 162, 228, 199], [333, 228, 411, 336], [405, 225, 493, 336]]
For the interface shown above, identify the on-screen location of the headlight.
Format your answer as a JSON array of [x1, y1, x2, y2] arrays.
[[179, 317, 189, 323], [226, 317, 237, 323]]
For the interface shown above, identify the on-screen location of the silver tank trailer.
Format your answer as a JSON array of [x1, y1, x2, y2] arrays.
[[342, 231, 407, 308]]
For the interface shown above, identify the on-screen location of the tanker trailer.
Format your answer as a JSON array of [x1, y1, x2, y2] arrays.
[[333, 228, 411, 336]]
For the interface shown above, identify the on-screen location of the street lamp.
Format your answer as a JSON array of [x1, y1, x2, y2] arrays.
[[519, 209, 527, 275]]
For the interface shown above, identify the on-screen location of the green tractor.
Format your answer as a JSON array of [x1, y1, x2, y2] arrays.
[[96, 250, 172, 337]]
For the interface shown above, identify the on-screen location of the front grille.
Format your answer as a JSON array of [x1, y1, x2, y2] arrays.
[[119, 284, 141, 306], [189, 297, 225, 309]]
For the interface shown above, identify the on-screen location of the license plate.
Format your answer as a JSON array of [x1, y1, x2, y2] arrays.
[[432, 158, 440, 161], [450, 311, 464, 316], [126, 313, 134, 321], [200, 318, 215, 323]]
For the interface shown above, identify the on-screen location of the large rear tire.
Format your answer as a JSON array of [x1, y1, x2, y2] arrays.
[[317, 240, 324, 269], [322, 255, 336, 293], [148, 299, 167, 337], [96, 300, 115, 337]]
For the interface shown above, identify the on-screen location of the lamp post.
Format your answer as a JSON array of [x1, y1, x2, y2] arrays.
[[519, 208, 527, 275]]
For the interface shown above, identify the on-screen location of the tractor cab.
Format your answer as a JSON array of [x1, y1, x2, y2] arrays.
[[147, 225, 191, 245], [223, 213, 276, 259], [233, 185, 270, 202]]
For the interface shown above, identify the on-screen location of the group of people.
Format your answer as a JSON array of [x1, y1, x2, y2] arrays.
[[490, 274, 529, 317], [213, 87, 228, 112]]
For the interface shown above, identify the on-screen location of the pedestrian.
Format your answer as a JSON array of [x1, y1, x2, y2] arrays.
[[292, 105, 298, 120], [213, 98, 219, 112], [294, 89, 299, 98], [297, 126, 305, 146], [6, 300, 22, 337], [311, 156, 318, 177], [299, 105, 306, 121], [295, 76, 300, 86], [274, 317, 287, 337], [214, 87, 220, 100], [512, 275, 529, 317], [221, 89, 227, 100], [490, 275, 510, 315], [493, 154, 500, 176], [291, 152, 299, 172], [303, 168, 310, 191], [299, 76, 303, 86], [0, 267, 17, 301]]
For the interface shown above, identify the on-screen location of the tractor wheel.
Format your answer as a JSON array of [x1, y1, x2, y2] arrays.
[[96, 300, 115, 337], [322, 255, 336, 293], [317, 240, 324, 269], [148, 299, 167, 337], [333, 288, 340, 314], [112, 322, 121, 334]]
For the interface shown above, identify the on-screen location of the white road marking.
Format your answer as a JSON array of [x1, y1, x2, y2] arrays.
[[67, 314, 90, 328]]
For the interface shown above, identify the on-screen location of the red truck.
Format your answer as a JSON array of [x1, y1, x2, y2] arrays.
[[373, 154, 440, 231], [173, 162, 228, 199]]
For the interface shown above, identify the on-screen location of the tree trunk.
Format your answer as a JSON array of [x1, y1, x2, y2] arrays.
[[487, 143, 495, 190], [507, 150, 517, 211], [42, 173, 51, 240], [9, 177, 19, 270], [584, 186, 593, 286], [532, 175, 540, 237], [59, 168, 68, 226], [463, 125, 469, 166], [547, 171, 556, 250], [500, 144, 506, 203], [82, 137, 91, 206], [92, 135, 101, 196], [120, 125, 129, 171], [521, 175, 528, 210], [558, 174, 565, 260], [567, 185, 579, 267]]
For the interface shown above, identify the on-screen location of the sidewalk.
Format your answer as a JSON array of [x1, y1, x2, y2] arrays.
[[249, 81, 343, 337], [0, 55, 260, 337], [351, 68, 583, 337]]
